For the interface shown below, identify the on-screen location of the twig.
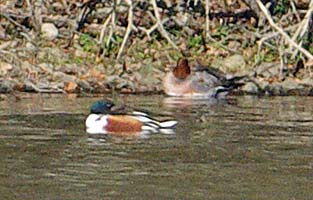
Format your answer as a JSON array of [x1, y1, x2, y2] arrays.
[[116, 0, 134, 60], [291, 0, 313, 58], [255, 23, 299, 67], [138, 18, 169, 40], [61, 0, 71, 15], [278, 38, 285, 79], [99, 13, 112, 45], [290, 0, 301, 22], [293, 0, 313, 40], [150, 0, 178, 49], [205, 0, 210, 41], [256, 32, 279, 65], [0, 13, 29, 32], [256, 0, 313, 60], [106, 0, 120, 50], [32, 0, 43, 34]]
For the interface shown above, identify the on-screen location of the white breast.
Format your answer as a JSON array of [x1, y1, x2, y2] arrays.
[[85, 114, 108, 134]]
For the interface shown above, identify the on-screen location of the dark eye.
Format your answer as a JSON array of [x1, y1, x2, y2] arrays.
[[96, 116, 101, 121]]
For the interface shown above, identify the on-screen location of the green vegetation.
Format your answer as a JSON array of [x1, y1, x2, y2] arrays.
[[79, 34, 97, 53], [187, 35, 203, 49], [213, 25, 231, 38], [273, 0, 289, 15], [261, 49, 277, 62]]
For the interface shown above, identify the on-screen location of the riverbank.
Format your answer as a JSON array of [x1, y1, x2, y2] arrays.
[[1, 1, 313, 97], [2, 51, 313, 97]]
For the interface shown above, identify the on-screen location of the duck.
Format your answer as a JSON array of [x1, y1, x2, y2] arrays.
[[85, 100, 178, 135], [163, 58, 243, 98]]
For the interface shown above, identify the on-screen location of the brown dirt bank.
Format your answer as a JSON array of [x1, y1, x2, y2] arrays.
[[1, 1, 313, 96], [1, 53, 313, 97]]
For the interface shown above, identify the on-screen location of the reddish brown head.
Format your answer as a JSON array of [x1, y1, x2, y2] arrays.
[[173, 58, 191, 79]]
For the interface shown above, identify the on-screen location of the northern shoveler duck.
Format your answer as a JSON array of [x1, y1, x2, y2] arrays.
[[163, 58, 243, 98], [85, 100, 178, 135]]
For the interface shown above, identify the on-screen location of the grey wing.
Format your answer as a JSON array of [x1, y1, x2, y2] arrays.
[[191, 71, 223, 91]]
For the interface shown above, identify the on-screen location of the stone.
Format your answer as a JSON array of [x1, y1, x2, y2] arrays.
[[74, 49, 88, 58], [255, 62, 286, 79], [211, 54, 246, 74], [77, 79, 92, 91], [38, 63, 53, 74], [280, 78, 304, 95], [265, 83, 283, 96], [23, 80, 38, 92], [222, 54, 246, 73], [64, 81, 78, 93], [0, 79, 14, 93], [241, 82, 260, 94], [280, 78, 303, 91], [25, 42, 37, 51], [53, 71, 76, 82], [59, 64, 80, 75], [41, 23, 59, 40], [0, 62, 13, 76], [0, 25, 7, 40], [301, 77, 313, 86], [0, 94, 8, 101]]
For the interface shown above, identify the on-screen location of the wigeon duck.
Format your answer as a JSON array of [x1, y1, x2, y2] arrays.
[[163, 58, 242, 98], [85, 100, 178, 135]]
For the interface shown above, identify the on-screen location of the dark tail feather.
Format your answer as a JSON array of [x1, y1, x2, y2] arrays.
[[222, 75, 247, 89], [195, 61, 247, 90]]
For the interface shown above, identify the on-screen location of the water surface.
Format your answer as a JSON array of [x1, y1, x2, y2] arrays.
[[0, 94, 313, 199]]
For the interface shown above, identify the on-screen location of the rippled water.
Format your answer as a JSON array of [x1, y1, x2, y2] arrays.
[[0, 94, 313, 199]]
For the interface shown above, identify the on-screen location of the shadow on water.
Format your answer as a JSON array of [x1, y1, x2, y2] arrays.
[[0, 94, 313, 199]]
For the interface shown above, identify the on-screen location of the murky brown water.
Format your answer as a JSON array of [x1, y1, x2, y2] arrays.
[[0, 94, 313, 199]]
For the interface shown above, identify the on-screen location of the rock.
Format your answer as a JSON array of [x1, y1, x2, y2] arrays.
[[25, 42, 37, 51], [23, 80, 38, 92], [0, 94, 8, 101], [53, 82, 65, 90], [265, 79, 304, 96], [77, 79, 92, 91], [74, 49, 88, 58], [255, 62, 287, 79], [281, 78, 303, 91], [59, 64, 80, 75], [175, 12, 189, 26], [37, 48, 66, 63], [52, 2, 64, 12], [280, 78, 305, 95], [64, 81, 78, 93], [38, 63, 53, 74], [20, 61, 35, 71], [301, 77, 313, 86], [265, 83, 283, 96], [53, 71, 76, 82], [211, 54, 246, 74], [0, 25, 7, 40], [0, 62, 13, 76], [228, 41, 241, 51], [241, 82, 260, 94], [0, 79, 14, 93], [41, 23, 59, 40]]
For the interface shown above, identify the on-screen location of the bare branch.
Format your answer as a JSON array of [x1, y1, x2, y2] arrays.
[[98, 13, 112, 46], [291, 0, 313, 57], [117, 0, 134, 60], [256, 0, 313, 60], [150, 0, 178, 50], [205, 0, 210, 41]]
